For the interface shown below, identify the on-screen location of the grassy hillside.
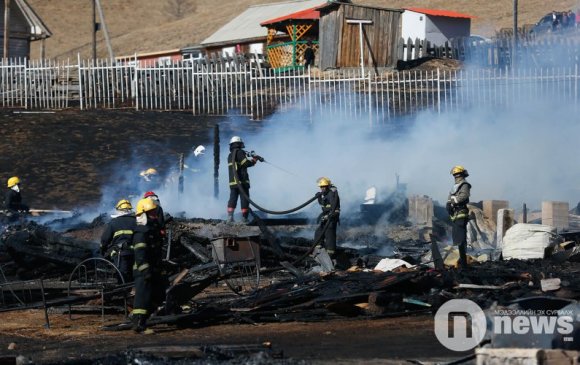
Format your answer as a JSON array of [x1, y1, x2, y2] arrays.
[[28, 0, 579, 60]]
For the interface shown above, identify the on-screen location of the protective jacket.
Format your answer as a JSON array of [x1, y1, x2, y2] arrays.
[[100, 214, 136, 254], [318, 185, 340, 219], [132, 223, 163, 274], [228, 146, 255, 187], [4, 188, 27, 213], [447, 178, 471, 221]]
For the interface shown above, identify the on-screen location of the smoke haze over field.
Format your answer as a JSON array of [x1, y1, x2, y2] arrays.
[[113, 93, 578, 221]]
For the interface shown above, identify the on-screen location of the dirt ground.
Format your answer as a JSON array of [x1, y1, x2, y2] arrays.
[[0, 310, 466, 364], [0, 110, 259, 210]]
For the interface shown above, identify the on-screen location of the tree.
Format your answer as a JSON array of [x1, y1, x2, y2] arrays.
[[164, 0, 196, 20]]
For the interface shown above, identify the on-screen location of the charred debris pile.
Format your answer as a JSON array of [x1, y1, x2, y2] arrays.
[[0, 212, 579, 331]]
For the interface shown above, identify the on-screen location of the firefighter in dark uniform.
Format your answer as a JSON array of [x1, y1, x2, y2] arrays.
[[315, 177, 340, 257], [131, 197, 165, 333], [227, 136, 263, 223], [100, 199, 136, 282], [447, 165, 472, 268], [143, 191, 165, 229], [4, 176, 29, 222]]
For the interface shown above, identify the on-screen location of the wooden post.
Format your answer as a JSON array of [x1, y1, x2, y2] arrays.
[[213, 124, 220, 199], [3, 0, 11, 60], [178, 153, 184, 195]]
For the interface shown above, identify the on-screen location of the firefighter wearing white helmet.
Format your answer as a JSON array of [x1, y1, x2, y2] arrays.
[[100, 199, 136, 281], [4, 176, 29, 221], [131, 197, 166, 333], [447, 165, 471, 268], [193, 145, 205, 157], [227, 136, 263, 223], [315, 177, 340, 257]]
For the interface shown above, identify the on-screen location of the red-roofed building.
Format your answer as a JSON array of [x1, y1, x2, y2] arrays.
[[402, 7, 474, 47], [260, 6, 320, 70]]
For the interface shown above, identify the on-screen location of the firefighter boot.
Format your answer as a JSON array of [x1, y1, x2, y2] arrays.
[[227, 213, 234, 223], [132, 314, 147, 333]]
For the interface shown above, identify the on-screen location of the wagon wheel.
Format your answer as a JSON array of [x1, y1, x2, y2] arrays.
[[211, 243, 260, 296], [67, 257, 127, 320]]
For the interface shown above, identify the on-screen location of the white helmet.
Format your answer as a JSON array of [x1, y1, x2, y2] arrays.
[[229, 136, 243, 145], [193, 145, 205, 157]]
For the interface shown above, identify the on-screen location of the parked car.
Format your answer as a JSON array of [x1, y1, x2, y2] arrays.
[[530, 12, 563, 35]]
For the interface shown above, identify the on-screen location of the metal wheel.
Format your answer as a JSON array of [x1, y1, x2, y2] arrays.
[[211, 238, 260, 296], [67, 258, 127, 320]]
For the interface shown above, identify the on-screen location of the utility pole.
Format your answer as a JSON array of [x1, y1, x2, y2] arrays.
[[95, 0, 114, 60], [3, 0, 11, 60], [91, 0, 96, 60], [512, 0, 518, 68]]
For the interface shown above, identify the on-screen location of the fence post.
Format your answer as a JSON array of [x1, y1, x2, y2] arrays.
[[308, 65, 312, 124], [24, 58, 28, 110], [77, 54, 83, 110], [368, 71, 372, 126], [574, 62, 578, 112], [134, 54, 139, 111], [250, 68, 254, 120], [437, 68, 441, 115]]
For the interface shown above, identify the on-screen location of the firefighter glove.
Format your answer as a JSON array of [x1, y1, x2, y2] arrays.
[[446, 201, 453, 215]]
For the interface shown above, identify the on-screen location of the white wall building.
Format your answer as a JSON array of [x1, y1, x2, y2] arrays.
[[401, 7, 473, 46]]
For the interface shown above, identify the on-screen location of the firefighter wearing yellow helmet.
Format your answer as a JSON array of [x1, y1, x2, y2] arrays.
[[315, 177, 340, 257], [447, 165, 471, 268], [100, 199, 136, 282], [4, 176, 29, 221], [131, 197, 165, 333]]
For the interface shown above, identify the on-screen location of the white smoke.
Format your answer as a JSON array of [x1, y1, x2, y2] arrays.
[[149, 94, 577, 220]]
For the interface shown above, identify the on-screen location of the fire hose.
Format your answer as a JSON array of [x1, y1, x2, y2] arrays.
[[233, 167, 333, 264]]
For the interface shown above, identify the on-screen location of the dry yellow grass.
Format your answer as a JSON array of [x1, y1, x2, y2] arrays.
[[28, 0, 579, 60]]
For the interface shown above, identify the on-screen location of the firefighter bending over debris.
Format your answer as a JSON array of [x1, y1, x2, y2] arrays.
[[131, 197, 166, 333], [315, 177, 340, 257], [447, 165, 471, 268], [4, 176, 29, 221], [227, 136, 263, 223], [100, 199, 136, 282]]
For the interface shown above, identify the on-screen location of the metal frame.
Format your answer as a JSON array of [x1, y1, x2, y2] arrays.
[[67, 257, 127, 322], [210, 237, 261, 296]]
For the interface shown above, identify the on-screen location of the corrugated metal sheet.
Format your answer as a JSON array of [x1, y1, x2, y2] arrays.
[[260, 6, 320, 26], [201, 0, 327, 47], [405, 7, 474, 19]]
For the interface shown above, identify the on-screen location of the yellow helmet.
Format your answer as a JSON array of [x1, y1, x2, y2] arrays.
[[135, 197, 157, 215], [7, 176, 20, 188], [115, 199, 132, 211], [140, 168, 158, 177], [450, 165, 468, 176], [317, 177, 331, 187]]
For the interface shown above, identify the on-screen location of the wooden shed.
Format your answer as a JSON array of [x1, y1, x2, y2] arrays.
[[317, 2, 402, 70], [1, 0, 52, 59]]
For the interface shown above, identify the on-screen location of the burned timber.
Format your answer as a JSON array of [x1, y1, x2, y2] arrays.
[[0, 195, 579, 363]]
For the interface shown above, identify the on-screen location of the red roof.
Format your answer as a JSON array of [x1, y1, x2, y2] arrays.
[[405, 7, 475, 19], [260, 7, 320, 26]]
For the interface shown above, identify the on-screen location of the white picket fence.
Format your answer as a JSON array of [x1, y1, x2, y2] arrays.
[[1, 58, 579, 122]]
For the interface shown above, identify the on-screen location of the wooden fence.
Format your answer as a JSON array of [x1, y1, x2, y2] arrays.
[[399, 34, 580, 68], [1, 58, 579, 123]]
